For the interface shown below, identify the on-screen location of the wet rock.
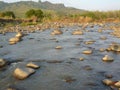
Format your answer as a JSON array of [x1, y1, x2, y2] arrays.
[[72, 30, 83, 35], [9, 37, 21, 45], [26, 62, 40, 69], [83, 65, 93, 71], [99, 48, 105, 52], [63, 76, 76, 83], [98, 29, 102, 33], [15, 32, 23, 38], [100, 36, 107, 40], [51, 29, 63, 35], [0, 58, 6, 68], [106, 47, 112, 51], [110, 44, 120, 52], [0, 45, 3, 48], [105, 74, 113, 79], [9, 37, 20, 42], [84, 40, 95, 45], [13, 67, 35, 80], [55, 46, 62, 49], [114, 81, 120, 88], [82, 50, 92, 54], [79, 57, 85, 61], [102, 55, 114, 62], [102, 79, 113, 86], [7, 86, 18, 90]]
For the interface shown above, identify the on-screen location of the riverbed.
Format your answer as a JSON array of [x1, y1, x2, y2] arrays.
[[0, 23, 120, 90]]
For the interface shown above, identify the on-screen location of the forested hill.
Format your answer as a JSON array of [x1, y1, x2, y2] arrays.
[[0, 1, 85, 18]]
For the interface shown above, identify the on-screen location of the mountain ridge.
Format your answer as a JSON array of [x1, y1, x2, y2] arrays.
[[0, 1, 85, 18]]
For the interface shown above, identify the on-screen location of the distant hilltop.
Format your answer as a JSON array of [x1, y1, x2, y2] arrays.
[[0, 1, 85, 18]]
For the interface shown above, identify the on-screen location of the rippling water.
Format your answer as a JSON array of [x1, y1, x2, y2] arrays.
[[0, 23, 120, 90]]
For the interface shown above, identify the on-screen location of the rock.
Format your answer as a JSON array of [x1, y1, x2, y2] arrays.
[[110, 44, 120, 52], [75, 43, 80, 46], [102, 55, 114, 62], [9, 37, 21, 45], [102, 79, 113, 86], [114, 81, 120, 88], [82, 50, 92, 54], [15, 32, 23, 38], [84, 41, 95, 45], [27, 62, 40, 69], [63, 76, 76, 83], [72, 30, 83, 35], [79, 57, 85, 61], [105, 74, 113, 79], [100, 36, 107, 40], [106, 47, 112, 51], [0, 45, 3, 48], [83, 65, 92, 70], [99, 48, 105, 52], [13, 67, 35, 80], [9, 41, 17, 45], [7, 87, 17, 90], [55, 46, 62, 49], [0, 58, 6, 68], [51, 29, 63, 35], [98, 29, 102, 33], [9, 37, 20, 42]]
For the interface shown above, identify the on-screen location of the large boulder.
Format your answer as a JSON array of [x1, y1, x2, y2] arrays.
[[13, 67, 35, 80], [0, 58, 6, 68]]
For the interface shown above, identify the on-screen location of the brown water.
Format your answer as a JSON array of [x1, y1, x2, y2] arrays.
[[0, 23, 120, 90]]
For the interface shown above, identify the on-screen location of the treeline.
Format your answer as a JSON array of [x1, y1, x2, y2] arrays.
[[0, 9, 120, 24]]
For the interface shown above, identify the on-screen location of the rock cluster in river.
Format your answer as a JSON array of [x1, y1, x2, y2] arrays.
[[103, 79, 120, 89], [13, 62, 40, 80], [9, 32, 23, 45], [108, 43, 120, 52]]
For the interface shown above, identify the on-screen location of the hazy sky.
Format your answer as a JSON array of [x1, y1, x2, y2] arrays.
[[2, 0, 120, 11]]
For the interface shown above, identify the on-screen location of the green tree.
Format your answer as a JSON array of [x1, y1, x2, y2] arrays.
[[2, 11, 15, 19], [25, 9, 44, 22]]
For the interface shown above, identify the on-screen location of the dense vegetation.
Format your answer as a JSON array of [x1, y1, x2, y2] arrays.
[[25, 9, 44, 22]]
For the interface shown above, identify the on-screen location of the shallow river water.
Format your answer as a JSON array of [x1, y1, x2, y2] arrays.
[[0, 23, 120, 90]]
